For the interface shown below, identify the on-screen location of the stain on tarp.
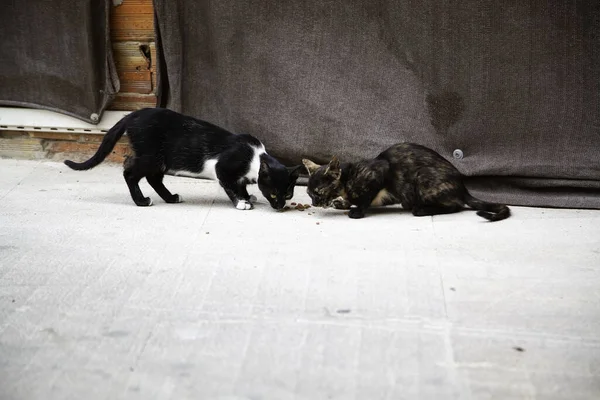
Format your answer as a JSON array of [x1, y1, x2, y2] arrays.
[[426, 90, 465, 134]]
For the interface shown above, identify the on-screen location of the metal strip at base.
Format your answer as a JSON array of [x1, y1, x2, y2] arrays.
[[0, 107, 129, 134]]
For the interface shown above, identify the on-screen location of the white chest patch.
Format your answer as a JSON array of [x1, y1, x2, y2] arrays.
[[167, 159, 218, 180], [243, 144, 266, 183], [371, 189, 393, 207]]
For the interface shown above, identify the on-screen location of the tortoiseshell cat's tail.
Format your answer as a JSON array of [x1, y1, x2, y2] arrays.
[[64, 114, 131, 171], [464, 193, 511, 221]]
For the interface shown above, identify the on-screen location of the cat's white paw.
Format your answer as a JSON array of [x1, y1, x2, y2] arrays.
[[236, 200, 253, 210], [248, 195, 257, 203], [332, 196, 351, 209]]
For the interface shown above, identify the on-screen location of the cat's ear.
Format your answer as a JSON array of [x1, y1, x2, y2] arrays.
[[324, 156, 341, 178], [287, 165, 302, 181], [260, 159, 270, 176], [302, 159, 321, 176]]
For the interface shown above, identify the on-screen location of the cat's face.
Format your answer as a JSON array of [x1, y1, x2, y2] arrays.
[[302, 157, 344, 208], [258, 163, 301, 209]]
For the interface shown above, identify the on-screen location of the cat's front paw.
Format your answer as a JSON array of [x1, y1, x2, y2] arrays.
[[331, 196, 351, 210], [236, 200, 253, 210], [135, 197, 153, 207], [248, 195, 257, 203], [348, 207, 365, 219]]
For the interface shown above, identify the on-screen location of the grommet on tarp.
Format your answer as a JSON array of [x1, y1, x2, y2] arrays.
[[90, 113, 99, 123], [453, 149, 464, 160]]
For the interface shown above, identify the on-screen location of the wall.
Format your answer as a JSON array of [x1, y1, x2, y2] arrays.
[[0, 0, 156, 163]]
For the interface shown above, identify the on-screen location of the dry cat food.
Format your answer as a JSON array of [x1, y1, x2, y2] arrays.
[[279, 203, 312, 212]]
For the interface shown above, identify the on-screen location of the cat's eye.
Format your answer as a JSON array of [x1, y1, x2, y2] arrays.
[[270, 194, 277, 199]]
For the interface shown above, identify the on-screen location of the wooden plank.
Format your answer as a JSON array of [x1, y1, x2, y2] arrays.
[[150, 42, 157, 91], [108, 94, 157, 111], [108, 0, 157, 109], [28, 131, 129, 143], [112, 42, 153, 94], [119, 72, 152, 94], [111, 0, 153, 14], [45, 141, 131, 164], [112, 42, 150, 72], [110, 0, 154, 42], [28, 131, 81, 141]]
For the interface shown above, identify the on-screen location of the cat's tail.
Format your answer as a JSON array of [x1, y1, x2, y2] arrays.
[[64, 114, 131, 171], [464, 192, 511, 221]]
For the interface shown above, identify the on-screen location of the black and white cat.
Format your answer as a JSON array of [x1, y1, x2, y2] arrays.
[[64, 108, 300, 210]]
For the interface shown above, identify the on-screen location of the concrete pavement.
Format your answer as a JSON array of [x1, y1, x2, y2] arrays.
[[1, 158, 600, 399]]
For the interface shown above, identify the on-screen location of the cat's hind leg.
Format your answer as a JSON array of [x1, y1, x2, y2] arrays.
[[147, 173, 182, 203], [412, 168, 464, 217], [411, 204, 461, 217], [123, 166, 153, 206]]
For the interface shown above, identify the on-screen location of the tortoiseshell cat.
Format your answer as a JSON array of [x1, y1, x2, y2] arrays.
[[65, 108, 300, 210], [303, 143, 510, 221]]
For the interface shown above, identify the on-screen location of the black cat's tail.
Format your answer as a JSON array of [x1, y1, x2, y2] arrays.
[[64, 114, 131, 171], [464, 192, 511, 221]]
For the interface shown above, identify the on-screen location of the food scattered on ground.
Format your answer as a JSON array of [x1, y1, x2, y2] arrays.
[[279, 204, 313, 212]]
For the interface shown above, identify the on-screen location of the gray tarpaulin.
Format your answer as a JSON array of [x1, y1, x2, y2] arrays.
[[156, 1, 600, 208], [0, 0, 119, 123]]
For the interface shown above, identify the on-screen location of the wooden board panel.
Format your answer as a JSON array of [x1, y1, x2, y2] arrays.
[[45, 140, 131, 163], [108, 0, 157, 110], [0, 136, 47, 160], [109, 93, 157, 111], [112, 42, 153, 94], [150, 42, 157, 90], [110, 0, 154, 42], [0, 132, 130, 162], [119, 72, 152, 94], [27, 131, 129, 143], [112, 42, 150, 71]]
